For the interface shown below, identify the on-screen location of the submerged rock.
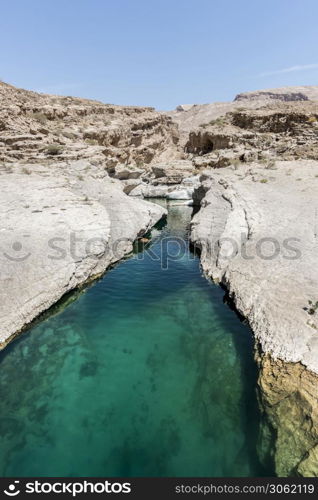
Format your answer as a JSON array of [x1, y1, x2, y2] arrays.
[[257, 352, 318, 477]]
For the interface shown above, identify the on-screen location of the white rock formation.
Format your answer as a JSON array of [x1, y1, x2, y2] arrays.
[[0, 163, 165, 346], [129, 174, 200, 201], [191, 160, 318, 373], [166, 188, 193, 200]]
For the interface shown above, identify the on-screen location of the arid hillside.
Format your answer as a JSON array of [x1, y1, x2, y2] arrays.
[[0, 81, 179, 168]]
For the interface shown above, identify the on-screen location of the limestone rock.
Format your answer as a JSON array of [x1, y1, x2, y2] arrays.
[[129, 183, 173, 198], [166, 188, 193, 200], [114, 165, 145, 180], [191, 160, 318, 475], [169, 85, 318, 145], [191, 160, 318, 373], [0, 163, 166, 346], [235, 86, 318, 103], [129, 173, 200, 201], [257, 353, 318, 477], [0, 81, 180, 167], [151, 160, 194, 179]]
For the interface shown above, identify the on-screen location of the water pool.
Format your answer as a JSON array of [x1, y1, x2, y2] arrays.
[[0, 203, 271, 477]]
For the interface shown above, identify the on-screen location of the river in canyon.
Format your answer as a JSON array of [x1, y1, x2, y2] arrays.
[[0, 202, 272, 477]]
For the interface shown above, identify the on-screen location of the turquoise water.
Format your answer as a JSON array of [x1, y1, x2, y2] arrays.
[[0, 203, 269, 477]]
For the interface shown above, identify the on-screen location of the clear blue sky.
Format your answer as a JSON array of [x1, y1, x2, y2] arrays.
[[1, 0, 318, 109]]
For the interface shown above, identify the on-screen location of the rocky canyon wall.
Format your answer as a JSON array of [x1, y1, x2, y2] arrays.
[[2, 81, 318, 476]]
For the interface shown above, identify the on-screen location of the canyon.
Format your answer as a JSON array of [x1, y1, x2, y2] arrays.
[[1, 81, 318, 476]]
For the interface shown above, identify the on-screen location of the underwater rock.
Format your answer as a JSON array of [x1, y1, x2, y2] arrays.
[[257, 352, 318, 477]]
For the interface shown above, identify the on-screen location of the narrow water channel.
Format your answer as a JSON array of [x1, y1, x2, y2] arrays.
[[0, 202, 272, 477]]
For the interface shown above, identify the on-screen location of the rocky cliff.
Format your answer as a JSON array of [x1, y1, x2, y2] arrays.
[[235, 85, 318, 102], [0, 161, 166, 347], [169, 85, 318, 141], [0, 81, 179, 168], [190, 160, 318, 476], [184, 88, 318, 476], [2, 81, 318, 476], [0, 81, 173, 346]]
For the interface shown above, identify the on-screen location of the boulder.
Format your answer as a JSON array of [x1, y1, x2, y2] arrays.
[[166, 188, 193, 200], [114, 165, 145, 180]]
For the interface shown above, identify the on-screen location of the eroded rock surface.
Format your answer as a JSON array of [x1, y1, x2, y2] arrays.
[[191, 160, 318, 475], [2, 80, 318, 476], [257, 353, 318, 477], [191, 160, 318, 371], [169, 85, 318, 144], [0, 81, 179, 168], [181, 87, 318, 477], [235, 86, 318, 103], [0, 162, 165, 346]]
